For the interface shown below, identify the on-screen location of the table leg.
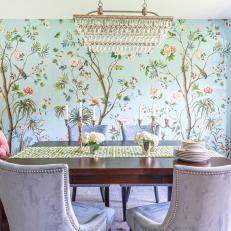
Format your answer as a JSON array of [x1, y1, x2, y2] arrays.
[[0, 200, 9, 231], [168, 186, 172, 201], [105, 186, 110, 207], [122, 186, 127, 221]]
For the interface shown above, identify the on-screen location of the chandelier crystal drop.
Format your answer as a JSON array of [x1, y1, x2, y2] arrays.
[[74, 1, 173, 53]]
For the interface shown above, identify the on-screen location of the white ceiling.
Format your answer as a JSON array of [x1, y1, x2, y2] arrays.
[[0, 0, 231, 19]]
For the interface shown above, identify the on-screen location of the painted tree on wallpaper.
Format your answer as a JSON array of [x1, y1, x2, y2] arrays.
[[144, 20, 230, 153], [0, 20, 49, 152], [53, 21, 137, 128]]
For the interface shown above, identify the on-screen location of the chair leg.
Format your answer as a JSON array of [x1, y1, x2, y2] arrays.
[[154, 186, 159, 203], [100, 187, 105, 202], [168, 186, 172, 201], [72, 187, 77, 202], [105, 186, 110, 207], [126, 186, 131, 203], [122, 186, 127, 221]]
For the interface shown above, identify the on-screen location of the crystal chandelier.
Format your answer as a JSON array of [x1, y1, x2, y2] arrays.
[[74, 0, 173, 53]]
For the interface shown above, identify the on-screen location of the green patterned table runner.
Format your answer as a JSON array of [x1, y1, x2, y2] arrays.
[[12, 146, 176, 158]]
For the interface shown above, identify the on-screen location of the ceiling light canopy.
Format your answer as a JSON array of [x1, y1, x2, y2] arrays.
[[74, 0, 173, 53]]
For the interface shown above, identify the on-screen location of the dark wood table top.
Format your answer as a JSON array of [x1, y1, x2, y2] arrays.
[[8, 140, 231, 185]]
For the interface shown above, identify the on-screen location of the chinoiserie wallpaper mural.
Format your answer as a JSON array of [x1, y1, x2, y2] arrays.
[[0, 19, 231, 155]]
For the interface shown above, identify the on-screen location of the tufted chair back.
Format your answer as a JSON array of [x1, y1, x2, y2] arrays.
[[0, 160, 80, 231], [67, 125, 111, 141], [121, 125, 160, 141], [162, 164, 231, 231]]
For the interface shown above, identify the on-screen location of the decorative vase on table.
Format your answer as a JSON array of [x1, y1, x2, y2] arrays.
[[135, 131, 159, 157], [142, 141, 152, 156], [83, 132, 105, 156]]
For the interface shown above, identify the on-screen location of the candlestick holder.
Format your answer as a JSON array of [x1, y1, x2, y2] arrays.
[[64, 119, 69, 127], [151, 116, 157, 134], [78, 116, 84, 153], [138, 119, 142, 127]]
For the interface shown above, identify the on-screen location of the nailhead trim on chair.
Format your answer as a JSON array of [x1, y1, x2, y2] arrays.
[[162, 168, 231, 230], [0, 166, 79, 231]]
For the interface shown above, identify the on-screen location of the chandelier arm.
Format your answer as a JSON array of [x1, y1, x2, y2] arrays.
[[87, 10, 159, 16]]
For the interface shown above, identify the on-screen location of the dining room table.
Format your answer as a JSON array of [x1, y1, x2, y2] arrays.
[[1, 140, 231, 231]]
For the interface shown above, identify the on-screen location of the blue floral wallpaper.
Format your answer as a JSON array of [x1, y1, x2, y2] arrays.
[[0, 19, 231, 155]]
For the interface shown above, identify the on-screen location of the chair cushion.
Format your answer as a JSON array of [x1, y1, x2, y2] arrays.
[[127, 202, 170, 231], [72, 202, 114, 230]]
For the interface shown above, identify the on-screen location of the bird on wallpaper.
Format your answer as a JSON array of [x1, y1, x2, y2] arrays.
[[13, 64, 28, 79], [195, 64, 207, 79]]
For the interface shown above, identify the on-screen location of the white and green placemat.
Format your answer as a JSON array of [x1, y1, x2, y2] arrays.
[[12, 146, 177, 158]]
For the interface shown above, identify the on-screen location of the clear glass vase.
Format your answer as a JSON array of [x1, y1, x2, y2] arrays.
[[89, 146, 96, 155]]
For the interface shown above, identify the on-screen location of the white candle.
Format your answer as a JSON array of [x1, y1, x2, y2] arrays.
[[92, 106, 96, 121], [65, 105, 69, 120], [152, 102, 156, 117], [139, 105, 142, 120], [79, 102, 83, 118]]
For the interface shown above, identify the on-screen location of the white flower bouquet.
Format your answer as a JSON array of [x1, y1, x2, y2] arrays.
[[83, 132, 105, 153], [135, 131, 159, 156]]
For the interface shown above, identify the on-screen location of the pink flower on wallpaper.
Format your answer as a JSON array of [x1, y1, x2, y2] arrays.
[[171, 46, 177, 53], [23, 87, 33, 95], [162, 46, 171, 56], [77, 60, 84, 70], [172, 92, 181, 100], [90, 98, 100, 106], [128, 54, 136, 61], [69, 58, 78, 67], [149, 87, 158, 97], [138, 63, 145, 69], [203, 87, 213, 94], [196, 50, 204, 60], [63, 133, 69, 141], [14, 50, 23, 60]]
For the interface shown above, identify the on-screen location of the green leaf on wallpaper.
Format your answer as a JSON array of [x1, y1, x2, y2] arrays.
[[192, 83, 199, 91], [196, 91, 204, 97], [166, 53, 175, 61], [115, 65, 124, 70], [54, 74, 68, 90], [39, 44, 49, 57], [54, 32, 61, 38], [13, 99, 36, 117], [52, 59, 58, 64], [19, 38, 25, 43], [16, 92, 24, 98], [145, 66, 150, 76], [54, 105, 65, 118], [123, 96, 130, 101], [168, 31, 176, 37], [67, 51, 74, 57], [12, 84, 19, 91], [53, 48, 58, 52], [31, 42, 41, 53]]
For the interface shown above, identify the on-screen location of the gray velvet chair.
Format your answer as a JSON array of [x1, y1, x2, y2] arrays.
[[67, 125, 111, 142], [0, 160, 114, 231], [120, 124, 162, 221], [67, 124, 110, 205], [127, 164, 231, 231], [121, 125, 160, 141]]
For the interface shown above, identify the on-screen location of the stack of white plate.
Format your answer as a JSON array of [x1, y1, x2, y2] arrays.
[[174, 140, 211, 162]]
